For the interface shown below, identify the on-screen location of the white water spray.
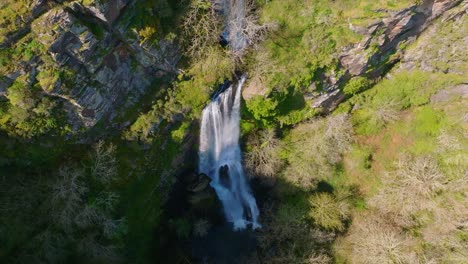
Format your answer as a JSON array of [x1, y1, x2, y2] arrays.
[[199, 76, 260, 230], [221, 0, 248, 51]]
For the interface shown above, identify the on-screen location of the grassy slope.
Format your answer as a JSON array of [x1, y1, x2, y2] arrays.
[[248, 1, 467, 262]]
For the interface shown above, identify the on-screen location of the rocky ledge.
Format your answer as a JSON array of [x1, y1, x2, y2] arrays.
[[312, 0, 465, 112], [2, 0, 180, 129]]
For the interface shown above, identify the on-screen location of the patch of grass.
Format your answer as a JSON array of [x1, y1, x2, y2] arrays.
[[349, 71, 463, 136], [343, 76, 371, 95]]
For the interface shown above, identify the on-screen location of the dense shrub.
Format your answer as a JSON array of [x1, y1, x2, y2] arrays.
[[245, 128, 283, 181], [308, 193, 349, 231], [281, 114, 353, 188], [343, 76, 371, 95]]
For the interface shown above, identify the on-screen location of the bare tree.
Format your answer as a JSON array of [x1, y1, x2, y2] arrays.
[[437, 131, 463, 152], [348, 215, 415, 264], [91, 141, 117, 183], [226, 0, 277, 57], [51, 165, 87, 233], [374, 99, 400, 125], [182, 0, 222, 59], [245, 128, 283, 181], [369, 154, 446, 228]]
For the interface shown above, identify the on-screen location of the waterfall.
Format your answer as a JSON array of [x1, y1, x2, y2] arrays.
[[199, 76, 260, 230], [222, 0, 248, 52]]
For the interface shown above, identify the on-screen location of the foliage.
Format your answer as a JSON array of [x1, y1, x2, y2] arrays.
[[334, 67, 467, 263], [0, 77, 68, 138], [258, 192, 335, 264], [138, 26, 157, 45], [181, 0, 221, 59], [37, 69, 60, 92], [0, 0, 31, 42], [349, 71, 462, 135], [308, 192, 349, 231], [6, 80, 37, 109], [245, 88, 316, 127], [246, 0, 374, 95], [188, 46, 235, 86], [245, 96, 278, 126], [281, 114, 353, 188], [245, 128, 283, 181], [342, 76, 371, 95]]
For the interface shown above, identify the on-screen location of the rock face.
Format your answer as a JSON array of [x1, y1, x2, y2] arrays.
[[312, 0, 464, 112], [400, 2, 467, 74], [2, 0, 180, 129], [339, 0, 463, 78], [240, 0, 464, 112]]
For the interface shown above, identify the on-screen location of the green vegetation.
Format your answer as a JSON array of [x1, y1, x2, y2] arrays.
[[342, 76, 371, 95], [0, 77, 68, 138], [245, 67, 466, 262], [1, 0, 466, 263], [345, 71, 463, 135], [0, 0, 31, 42]]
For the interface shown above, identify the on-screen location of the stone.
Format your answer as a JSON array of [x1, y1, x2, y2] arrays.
[[25, 3, 180, 129]]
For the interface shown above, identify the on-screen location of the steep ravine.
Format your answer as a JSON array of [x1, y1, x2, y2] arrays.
[[166, 0, 466, 263], [0, 0, 466, 263]]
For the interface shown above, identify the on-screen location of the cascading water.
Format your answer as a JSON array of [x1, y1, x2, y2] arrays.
[[199, 76, 260, 230], [222, 0, 248, 52]]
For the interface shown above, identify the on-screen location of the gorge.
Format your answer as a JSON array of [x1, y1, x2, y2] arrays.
[[0, 0, 466, 263], [199, 0, 260, 231], [199, 76, 260, 230]]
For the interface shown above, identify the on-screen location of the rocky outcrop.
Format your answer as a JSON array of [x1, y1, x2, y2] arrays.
[[33, 3, 179, 127], [309, 0, 465, 112], [430, 84, 468, 104], [2, 1, 180, 129], [399, 2, 467, 74], [339, 0, 463, 78]]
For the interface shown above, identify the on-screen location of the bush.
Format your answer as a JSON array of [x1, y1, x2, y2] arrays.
[[413, 106, 444, 137], [37, 69, 60, 92], [245, 96, 278, 126], [245, 128, 283, 180], [343, 77, 370, 95], [7, 80, 37, 110], [309, 193, 349, 231], [282, 114, 353, 188], [188, 47, 235, 86]]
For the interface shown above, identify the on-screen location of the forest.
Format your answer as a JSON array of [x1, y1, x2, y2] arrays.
[[0, 0, 466, 263]]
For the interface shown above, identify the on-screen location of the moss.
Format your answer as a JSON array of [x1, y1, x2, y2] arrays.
[[343, 76, 371, 95], [171, 121, 190, 143], [37, 69, 60, 92]]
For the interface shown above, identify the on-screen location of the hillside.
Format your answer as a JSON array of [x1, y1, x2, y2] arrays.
[[0, 0, 466, 263]]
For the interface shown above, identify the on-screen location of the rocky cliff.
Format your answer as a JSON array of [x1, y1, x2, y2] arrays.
[[312, 0, 466, 111], [1, 0, 180, 130], [240, 0, 466, 113]]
